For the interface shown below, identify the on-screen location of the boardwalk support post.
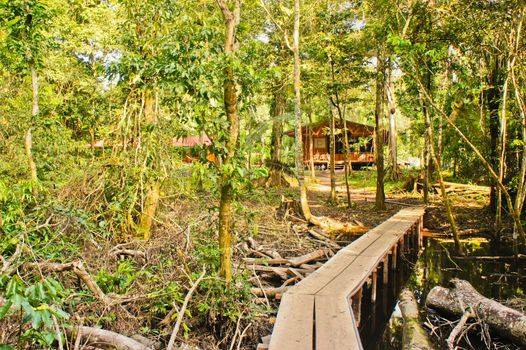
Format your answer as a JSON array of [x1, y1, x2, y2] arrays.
[[351, 288, 363, 327], [372, 269, 378, 303], [391, 244, 398, 270], [383, 257, 389, 285]]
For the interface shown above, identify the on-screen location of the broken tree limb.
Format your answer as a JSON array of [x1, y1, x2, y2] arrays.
[[67, 326, 151, 350], [166, 268, 206, 350], [399, 289, 434, 350], [242, 257, 290, 265], [249, 265, 310, 278], [299, 184, 368, 234], [246, 238, 283, 260], [32, 261, 112, 305], [426, 279, 526, 346], [250, 286, 288, 298], [287, 249, 330, 267], [307, 229, 341, 249], [446, 310, 473, 350], [1, 242, 22, 276], [454, 254, 526, 261]]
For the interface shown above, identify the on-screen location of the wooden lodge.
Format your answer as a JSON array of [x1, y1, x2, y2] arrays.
[[286, 120, 376, 170]]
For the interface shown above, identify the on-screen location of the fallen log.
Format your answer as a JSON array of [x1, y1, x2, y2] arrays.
[[250, 286, 288, 298], [246, 238, 283, 260], [307, 229, 341, 249], [426, 279, 526, 346], [287, 249, 330, 267], [454, 254, 526, 261], [111, 248, 147, 262], [67, 326, 152, 350], [249, 265, 310, 280], [399, 289, 434, 350], [242, 257, 291, 265]]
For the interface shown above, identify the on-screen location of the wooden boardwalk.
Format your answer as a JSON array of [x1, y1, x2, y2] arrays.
[[264, 206, 425, 350]]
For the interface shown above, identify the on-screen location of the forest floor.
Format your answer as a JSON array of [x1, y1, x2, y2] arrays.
[[1, 168, 514, 350]]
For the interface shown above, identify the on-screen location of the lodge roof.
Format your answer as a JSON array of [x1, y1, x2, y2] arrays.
[[285, 120, 375, 138], [172, 134, 212, 147]]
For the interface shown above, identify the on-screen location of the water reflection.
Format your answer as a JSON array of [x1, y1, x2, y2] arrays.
[[363, 237, 526, 350]]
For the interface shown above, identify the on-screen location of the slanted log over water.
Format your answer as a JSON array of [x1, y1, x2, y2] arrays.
[[426, 279, 526, 346], [399, 289, 434, 350]]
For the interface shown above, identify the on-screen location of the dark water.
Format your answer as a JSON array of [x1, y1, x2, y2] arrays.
[[360, 237, 526, 350]]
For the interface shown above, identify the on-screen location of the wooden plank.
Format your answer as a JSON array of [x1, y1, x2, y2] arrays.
[[295, 207, 425, 298], [315, 295, 362, 350], [316, 255, 373, 297], [269, 207, 424, 350], [289, 251, 359, 295], [268, 293, 314, 350]]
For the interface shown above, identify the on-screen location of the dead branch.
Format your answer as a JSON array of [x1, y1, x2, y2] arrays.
[[447, 310, 473, 350], [1, 242, 22, 275], [246, 238, 283, 259], [242, 257, 290, 265], [307, 229, 341, 249], [30, 261, 112, 305], [454, 254, 526, 261], [250, 286, 288, 298], [166, 268, 206, 350], [427, 279, 526, 346], [67, 326, 152, 350], [287, 249, 330, 267], [111, 248, 147, 262]]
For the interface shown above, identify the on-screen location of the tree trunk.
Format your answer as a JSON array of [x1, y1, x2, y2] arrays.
[[329, 60, 351, 207], [511, 52, 526, 245], [496, 72, 509, 231], [26, 62, 39, 192], [375, 50, 386, 210], [139, 182, 160, 241], [217, 0, 240, 283], [268, 90, 285, 186], [399, 289, 434, 350], [415, 79, 526, 246], [139, 90, 160, 240], [341, 106, 351, 207], [293, 0, 303, 178], [329, 99, 336, 202], [486, 58, 503, 214], [387, 65, 400, 180], [144, 89, 157, 125], [423, 99, 464, 256], [427, 279, 526, 347], [308, 111, 315, 180]]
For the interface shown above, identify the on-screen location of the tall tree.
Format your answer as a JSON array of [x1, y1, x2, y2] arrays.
[[374, 49, 386, 210], [217, 0, 241, 283]]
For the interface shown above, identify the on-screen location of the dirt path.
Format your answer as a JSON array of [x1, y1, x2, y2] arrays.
[[306, 170, 376, 202]]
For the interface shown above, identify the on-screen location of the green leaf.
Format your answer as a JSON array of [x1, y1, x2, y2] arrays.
[[0, 300, 13, 318], [6, 17, 21, 27]]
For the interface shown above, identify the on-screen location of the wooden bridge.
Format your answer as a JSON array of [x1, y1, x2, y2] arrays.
[[264, 206, 425, 350]]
